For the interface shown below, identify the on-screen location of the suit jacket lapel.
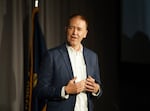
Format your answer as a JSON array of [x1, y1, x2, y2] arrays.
[[59, 44, 74, 79], [83, 47, 90, 77]]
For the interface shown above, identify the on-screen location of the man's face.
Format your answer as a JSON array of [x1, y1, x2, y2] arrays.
[[66, 16, 88, 48]]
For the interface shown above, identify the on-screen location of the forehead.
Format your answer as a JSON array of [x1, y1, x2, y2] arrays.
[[69, 16, 87, 27]]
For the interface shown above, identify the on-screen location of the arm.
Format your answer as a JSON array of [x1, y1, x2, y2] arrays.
[[34, 51, 62, 100]]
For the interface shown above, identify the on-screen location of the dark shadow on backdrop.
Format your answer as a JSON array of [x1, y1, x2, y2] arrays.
[[121, 31, 150, 111], [121, 31, 150, 64]]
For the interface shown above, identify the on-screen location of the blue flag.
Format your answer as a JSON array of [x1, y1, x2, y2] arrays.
[[24, 7, 47, 111]]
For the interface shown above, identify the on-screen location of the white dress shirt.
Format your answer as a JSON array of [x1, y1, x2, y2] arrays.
[[64, 44, 88, 111]]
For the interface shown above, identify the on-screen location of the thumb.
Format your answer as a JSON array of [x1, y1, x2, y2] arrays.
[[71, 77, 77, 83]]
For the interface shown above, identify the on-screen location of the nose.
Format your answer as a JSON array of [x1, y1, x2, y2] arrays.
[[72, 28, 78, 35]]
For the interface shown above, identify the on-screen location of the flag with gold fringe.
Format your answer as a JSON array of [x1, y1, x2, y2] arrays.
[[24, 1, 47, 111]]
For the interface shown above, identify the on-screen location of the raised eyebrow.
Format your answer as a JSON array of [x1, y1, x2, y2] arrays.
[[68, 26, 83, 30]]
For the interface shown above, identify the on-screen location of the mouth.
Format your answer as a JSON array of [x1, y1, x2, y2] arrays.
[[71, 36, 78, 40]]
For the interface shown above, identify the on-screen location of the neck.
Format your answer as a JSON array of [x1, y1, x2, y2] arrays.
[[67, 42, 82, 51], [72, 44, 81, 51]]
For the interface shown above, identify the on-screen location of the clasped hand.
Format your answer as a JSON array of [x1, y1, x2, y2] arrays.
[[65, 76, 100, 94]]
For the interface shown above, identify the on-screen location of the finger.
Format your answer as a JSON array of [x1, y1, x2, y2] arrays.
[[86, 80, 93, 86], [87, 76, 95, 82], [85, 85, 94, 92], [85, 84, 94, 89]]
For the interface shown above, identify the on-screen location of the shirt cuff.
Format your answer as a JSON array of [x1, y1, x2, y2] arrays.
[[92, 88, 100, 96], [61, 86, 69, 99]]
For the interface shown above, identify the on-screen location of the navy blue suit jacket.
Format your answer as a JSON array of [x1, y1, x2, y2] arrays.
[[34, 43, 102, 111]]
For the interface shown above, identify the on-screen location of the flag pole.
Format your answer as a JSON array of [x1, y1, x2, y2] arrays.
[[28, 0, 39, 111]]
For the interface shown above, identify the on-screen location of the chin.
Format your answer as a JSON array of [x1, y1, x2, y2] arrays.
[[68, 41, 76, 46]]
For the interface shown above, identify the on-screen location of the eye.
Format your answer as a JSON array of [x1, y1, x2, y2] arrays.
[[77, 27, 82, 31], [67, 26, 83, 31], [67, 26, 74, 30]]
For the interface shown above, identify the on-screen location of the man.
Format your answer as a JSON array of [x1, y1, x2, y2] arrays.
[[34, 13, 103, 111]]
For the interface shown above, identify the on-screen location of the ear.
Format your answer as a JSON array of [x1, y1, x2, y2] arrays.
[[84, 30, 88, 38], [83, 36, 87, 38]]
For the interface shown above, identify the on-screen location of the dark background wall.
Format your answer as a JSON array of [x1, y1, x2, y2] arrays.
[[121, 0, 150, 111], [88, 1, 120, 111], [82, 0, 120, 111]]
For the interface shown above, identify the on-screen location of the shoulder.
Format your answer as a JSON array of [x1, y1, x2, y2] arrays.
[[83, 47, 97, 56], [47, 43, 66, 53], [83, 47, 99, 61], [44, 43, 66, 58]]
